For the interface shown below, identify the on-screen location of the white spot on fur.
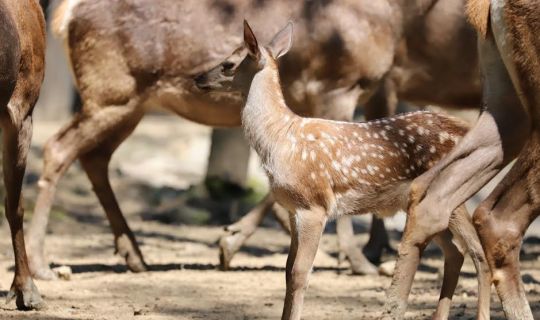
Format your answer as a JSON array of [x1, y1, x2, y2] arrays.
[[439, 132, 450, 143]]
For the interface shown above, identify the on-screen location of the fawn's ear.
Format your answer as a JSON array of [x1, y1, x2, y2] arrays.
[[268, 21, 293, 59], [244, 20, 260, 60]]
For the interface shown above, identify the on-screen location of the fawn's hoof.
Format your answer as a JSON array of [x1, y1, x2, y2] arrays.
[[218, 230, 247, 271], [6, 278, 45, 311]]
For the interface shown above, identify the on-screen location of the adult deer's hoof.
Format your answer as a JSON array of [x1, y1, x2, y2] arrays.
[[28, 254, 57, 281], [6, 278, 45, 311], [218, 229, 247, 270], [349, 259, 378, 275], [32, 266, 58, 281], [116, 234, 148, 273]]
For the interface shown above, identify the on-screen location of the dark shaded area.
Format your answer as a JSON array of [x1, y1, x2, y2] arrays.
[[46, 262, 348, 274], [211, 0, 236, 23], [302, 0, 333, 22]]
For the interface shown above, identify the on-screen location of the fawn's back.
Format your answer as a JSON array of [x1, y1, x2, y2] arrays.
[[268, 111, 468, 217]]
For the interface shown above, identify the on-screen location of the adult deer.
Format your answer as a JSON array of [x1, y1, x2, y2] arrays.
[[218, 0, 481, 271], [27, 0, 471, 279], [382, 0, 540, 319], [197, 20, 491, 320], [0, 0, 46, 310]]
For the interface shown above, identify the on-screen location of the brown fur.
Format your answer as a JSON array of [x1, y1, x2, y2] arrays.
[[465, 0, 490, 38], [0, 0, 45, 311]]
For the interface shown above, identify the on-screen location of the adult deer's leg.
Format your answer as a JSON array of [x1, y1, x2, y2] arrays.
[[431, 230, 465, 320], [282, 207, 327, 320], [79, 110, 145, 272], [473, 135, 540, 320], [3, 117, 44, 310], [382, 26, 530, 320], [336, 216, 377, 274], [219, 193, 275, 270], [26, 100, 142, 279]]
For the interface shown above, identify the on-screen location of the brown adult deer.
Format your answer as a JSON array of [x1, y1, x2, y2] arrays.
[[0, 0, 46, 310], [218, 0, 482, 271], [381, 0, 540, 319], [197, 20, 491, 320], [27, 0, 468, 280]]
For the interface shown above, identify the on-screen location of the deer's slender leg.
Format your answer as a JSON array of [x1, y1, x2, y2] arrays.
[[362, 215, 392, 264], [473, 135, 540, 320], [3, 117, 44, 310], [219, 193, 275, 270], [336, 216, 377, 274], [271, 202, 291, 233], [449, 205, 491, 320], [282, 207, 327, 320], [431, 229, 464, 320], [382, 27, 530, 320], [26, 100, 142, 280], [79, 111, 145, 272]]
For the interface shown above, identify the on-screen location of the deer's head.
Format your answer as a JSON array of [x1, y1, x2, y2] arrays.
[[194, 20, 293, 95]]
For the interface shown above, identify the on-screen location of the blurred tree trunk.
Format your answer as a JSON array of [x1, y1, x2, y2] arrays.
[[34, 0, 75, 121], [205, 128, 251, 221]]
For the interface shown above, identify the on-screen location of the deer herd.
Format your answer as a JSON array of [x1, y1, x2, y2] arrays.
[[0, 0, 539, 318]]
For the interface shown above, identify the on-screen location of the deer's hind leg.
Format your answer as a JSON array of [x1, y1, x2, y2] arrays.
[[26, 99, 143, 279], [473, 134, 540, 320], [79, 109, 146, 273]]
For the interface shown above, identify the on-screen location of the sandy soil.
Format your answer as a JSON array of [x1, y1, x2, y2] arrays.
[[0, 116, 538, 319], [1, 222, 540, 319]]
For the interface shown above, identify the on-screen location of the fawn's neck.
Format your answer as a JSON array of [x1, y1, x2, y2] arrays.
[[242, 60, 296, 161]]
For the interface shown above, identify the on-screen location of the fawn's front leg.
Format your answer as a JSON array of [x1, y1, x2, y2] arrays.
[[282, 207, 327, 320]]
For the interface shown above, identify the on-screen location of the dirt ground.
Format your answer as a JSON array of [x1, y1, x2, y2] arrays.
[[0, 116, 539, 319]]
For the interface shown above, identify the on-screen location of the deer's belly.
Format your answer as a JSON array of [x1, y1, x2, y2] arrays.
[[329, 181, 412, 219]]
